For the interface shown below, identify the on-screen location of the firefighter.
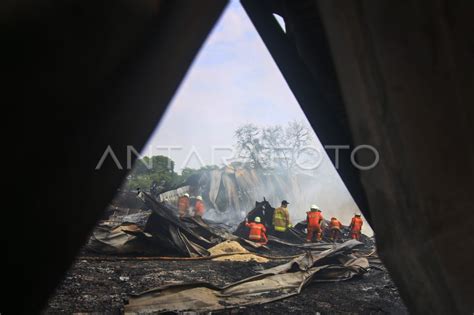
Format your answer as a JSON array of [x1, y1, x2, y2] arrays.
[[272, 200, 291, 237], [245, 216, 268, 244], [177, 193, 190, 218], [329, 217, 342, 241], [194, 195, 206, 218], [306, 205, 323, 242], [349, 213, 363, 240]]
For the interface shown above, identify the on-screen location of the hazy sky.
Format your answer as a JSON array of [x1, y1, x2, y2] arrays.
[[142, 1, 372, 234], [143, 0, 308, 171]]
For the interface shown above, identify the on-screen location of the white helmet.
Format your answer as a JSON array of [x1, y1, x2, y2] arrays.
[[184, 193, 190, 198], [310, 204, 320, 210], [254, 216, 261, 223], [196, 196, 203, 201]]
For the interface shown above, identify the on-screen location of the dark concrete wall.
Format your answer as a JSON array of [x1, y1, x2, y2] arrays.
[[316, 1, 474, 313]]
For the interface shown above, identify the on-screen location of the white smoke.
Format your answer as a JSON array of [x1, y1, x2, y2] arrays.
[[195, 160, 373, 236]]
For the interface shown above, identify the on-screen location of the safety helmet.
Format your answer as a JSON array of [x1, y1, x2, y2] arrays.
[[310, 204, 320, 210], [196, 195, 203, 201], [184, 193, 190, 198], [254, 216, 261, 223], [355, 213, 361, 217]]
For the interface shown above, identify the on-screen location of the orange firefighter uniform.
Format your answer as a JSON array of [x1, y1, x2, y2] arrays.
[[306, 208, 323, 242], [329, 217, 342, 241], [245, 221, 268, 244], [194, 199, 205, 218], [350, 215, 363, 240], [177, 195, 190, 218]]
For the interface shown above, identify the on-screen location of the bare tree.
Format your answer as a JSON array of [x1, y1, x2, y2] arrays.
[[261, 125, 289, 169], [285, 121, 314, 170], [234, 121, 315, 171], [234, 124, 268, 169]]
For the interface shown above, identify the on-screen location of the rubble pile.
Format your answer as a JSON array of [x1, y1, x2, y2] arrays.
[[87, 192, 372, 257], [72, 191, 392, 313], [88, 192, 227, 257]]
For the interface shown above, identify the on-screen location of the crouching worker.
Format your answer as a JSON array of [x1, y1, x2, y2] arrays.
[[349, 213, 363, 240], [306, 205, 323, 242], [245, 216, 268, 244], [329, 217, 342, 241]]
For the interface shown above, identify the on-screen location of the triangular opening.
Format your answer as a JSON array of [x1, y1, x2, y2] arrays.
[[125, 0, 372, 235]]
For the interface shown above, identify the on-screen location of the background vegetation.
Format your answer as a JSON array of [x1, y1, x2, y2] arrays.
[[124, 121, 314, 191]]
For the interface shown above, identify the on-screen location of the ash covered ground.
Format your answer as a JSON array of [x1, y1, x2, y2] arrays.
[[44, 250, 407, 314], [45, 193, 407, 314]]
